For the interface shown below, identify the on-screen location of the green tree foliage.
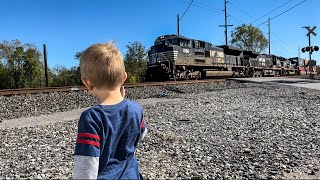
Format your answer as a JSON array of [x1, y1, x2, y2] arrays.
[[50, 65, 81, 87], [0, 40, 44, 89], [0, 63, 10, 89], [74, 51, 84, 60], [74, 41, 148, 84], [231, 24, 269, 53], [124, 41, 147, 83]]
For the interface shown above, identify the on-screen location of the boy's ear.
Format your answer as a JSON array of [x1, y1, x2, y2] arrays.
[[82, 78, 94, 91], [122, 72, 127, 84]]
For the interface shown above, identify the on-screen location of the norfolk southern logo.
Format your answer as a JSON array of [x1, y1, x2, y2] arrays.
[[183, 49, 190, 54]]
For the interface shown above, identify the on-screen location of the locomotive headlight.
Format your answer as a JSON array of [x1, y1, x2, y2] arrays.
[[156, 56, 161, 64]]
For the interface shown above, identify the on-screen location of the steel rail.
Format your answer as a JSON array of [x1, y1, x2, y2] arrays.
[[0, 79, 226, 96]]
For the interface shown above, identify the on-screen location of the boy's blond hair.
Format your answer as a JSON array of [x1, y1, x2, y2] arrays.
[[80, 43, 125, 90]]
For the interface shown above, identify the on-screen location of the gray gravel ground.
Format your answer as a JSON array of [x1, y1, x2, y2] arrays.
[[1, 80, 320, 179], [0, 81, 227, 122]]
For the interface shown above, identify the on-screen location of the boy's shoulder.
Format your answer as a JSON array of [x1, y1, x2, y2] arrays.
[[124, 99, 142, 110], [78, 99, 143, 127], [81, 99, 142, 116]]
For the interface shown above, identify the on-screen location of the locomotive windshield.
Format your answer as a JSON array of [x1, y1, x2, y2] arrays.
[[179, 39, 190, 47], [154, 37, 190, 47], [154, 38, 179, 45]]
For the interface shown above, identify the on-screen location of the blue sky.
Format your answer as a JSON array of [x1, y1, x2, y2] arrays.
[[1, 0, 319, 68]]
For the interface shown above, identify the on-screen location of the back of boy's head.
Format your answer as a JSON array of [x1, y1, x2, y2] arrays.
[[80, 42, 125, 90]]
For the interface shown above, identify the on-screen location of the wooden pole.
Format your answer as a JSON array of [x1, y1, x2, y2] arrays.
[[43, 44, 49, 87]]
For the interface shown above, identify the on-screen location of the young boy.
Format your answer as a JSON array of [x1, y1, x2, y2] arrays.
[[73, 43, 147, 179]]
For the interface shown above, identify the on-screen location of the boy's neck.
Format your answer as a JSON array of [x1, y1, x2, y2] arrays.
[[94, 88, 124, 105]]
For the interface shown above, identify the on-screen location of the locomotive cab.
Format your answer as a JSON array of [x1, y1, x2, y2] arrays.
[[146, 35, 189, 81], [146, 34, 216, 81]]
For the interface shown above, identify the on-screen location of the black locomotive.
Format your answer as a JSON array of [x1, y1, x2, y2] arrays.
[[146, 34, 301, 81]]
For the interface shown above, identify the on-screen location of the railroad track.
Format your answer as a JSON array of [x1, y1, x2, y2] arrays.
[[0, 79, 226, 96]]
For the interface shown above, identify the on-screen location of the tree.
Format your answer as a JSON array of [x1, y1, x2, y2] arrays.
[[74, 41, 148, 83], [231, 24, 268, 53], [74, 51, 84, 60], [124, 41, 148, 83], [0, 62, 10, 89], [0, 40, 44, 89], [23, 45, 44, 87], [50, 65, 81, 87]]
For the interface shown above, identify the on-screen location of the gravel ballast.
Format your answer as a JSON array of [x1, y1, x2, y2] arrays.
[[0, 80, 320, 179], [0, 81, 228, 122]]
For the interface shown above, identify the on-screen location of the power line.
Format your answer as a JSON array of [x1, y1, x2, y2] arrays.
[[179, 0, 222, 14], [218, 35, 226, 45], [250, 0, 294, 24], [180, 0, 194, 20], [228, 14, 245, 25], [192, 0, 221, 11], [257, 0, 308, 27], [271, 31, 292, 53], [228, 1, 255, 19], [180, 0, 243, 27]]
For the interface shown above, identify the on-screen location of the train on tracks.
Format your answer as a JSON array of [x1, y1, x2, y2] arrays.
[[146, 34, 316, 81]]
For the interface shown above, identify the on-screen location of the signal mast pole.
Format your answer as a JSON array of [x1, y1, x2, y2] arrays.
[[302, 26, 317, 79], [177, 14, 180, 36], [268, 17, 271, 55], [219, 0, 233, 46]]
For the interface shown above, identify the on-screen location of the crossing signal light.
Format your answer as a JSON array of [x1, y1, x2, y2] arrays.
[[306, 46, 311, 51], [301, 46, 319, 52]]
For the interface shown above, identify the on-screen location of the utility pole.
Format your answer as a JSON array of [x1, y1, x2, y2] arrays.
[[43, 44, 49, 87], [298, 46, 300, 58], [268, 17, 271, 55], [177, 0, 193, 36], [177, 14, 180, 36], [219, 0, 233, 46]]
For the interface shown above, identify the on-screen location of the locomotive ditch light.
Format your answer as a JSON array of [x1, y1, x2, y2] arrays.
[[314, 46, 319, 51], [301, 47, 306, 53]]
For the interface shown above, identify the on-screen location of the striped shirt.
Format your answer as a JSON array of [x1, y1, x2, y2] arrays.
[[73, 99, 147, 179]]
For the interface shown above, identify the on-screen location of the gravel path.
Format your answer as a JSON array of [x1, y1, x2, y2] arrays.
[[1, 80, 320, 179], [0, 98, 181, 130], [0, 81, 226, 122]]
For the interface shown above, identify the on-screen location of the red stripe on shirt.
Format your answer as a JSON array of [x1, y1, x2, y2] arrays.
[[140, 117, 145, 128], [77, 133, 101, 141], [76, 139, 100, 147]]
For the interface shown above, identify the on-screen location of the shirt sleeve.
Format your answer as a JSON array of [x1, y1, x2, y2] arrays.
[[74, 110, 101, 157], [73, 155, 99, 180]]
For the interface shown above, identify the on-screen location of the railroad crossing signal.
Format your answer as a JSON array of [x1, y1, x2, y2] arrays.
[[301, 26, 318, 53], [301, 26, 317, 80], [301, 46, 319, 53], [303, 26, 317, 37]]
